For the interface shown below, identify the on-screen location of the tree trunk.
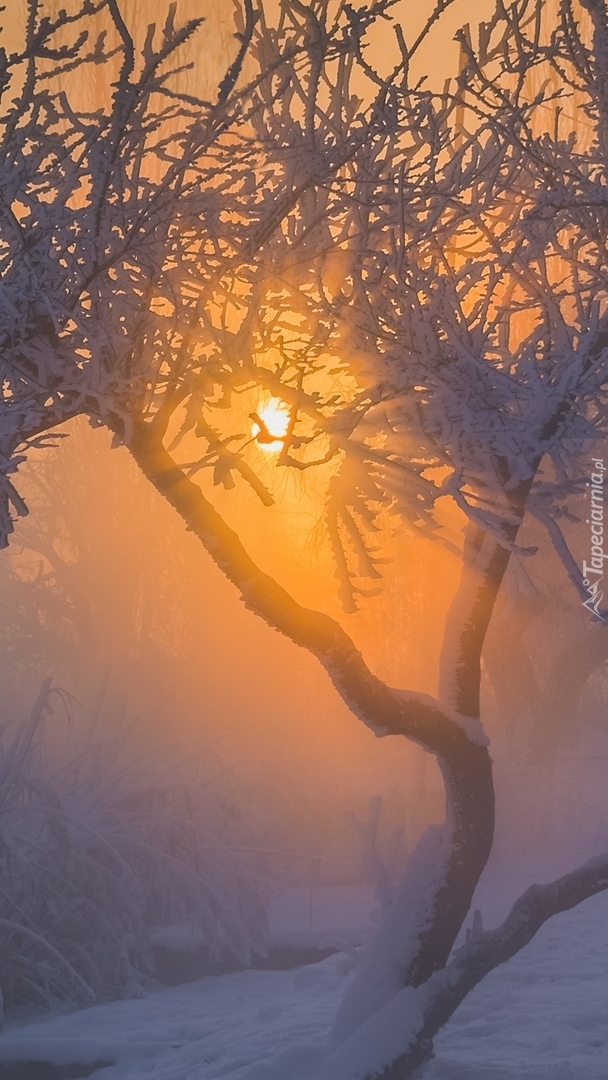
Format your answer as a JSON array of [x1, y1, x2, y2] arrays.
[[128, 427, 494, 1002], [126, 422, 549, 1078], [314, 851, 608, 1080]]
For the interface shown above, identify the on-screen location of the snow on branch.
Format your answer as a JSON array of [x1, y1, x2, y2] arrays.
[[280, 849, 608, 1080]]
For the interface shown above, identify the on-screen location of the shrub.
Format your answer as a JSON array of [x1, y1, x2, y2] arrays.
[[0, 681, 267, 1015]]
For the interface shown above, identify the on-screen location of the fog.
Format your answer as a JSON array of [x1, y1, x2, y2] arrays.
[[1, 418, 449, 887], [3, 0, 608, 1037], [4, 0, 606, 900], [4, 415, 607, 901]]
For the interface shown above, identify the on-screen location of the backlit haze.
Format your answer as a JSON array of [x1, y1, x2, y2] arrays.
[[3, 0, 606, 895]]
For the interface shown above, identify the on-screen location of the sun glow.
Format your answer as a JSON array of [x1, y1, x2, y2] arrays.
[[250, 398, 290, 453]]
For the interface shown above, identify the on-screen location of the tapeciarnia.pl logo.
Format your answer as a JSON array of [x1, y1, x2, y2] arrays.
[[582, 458, 607, 621]]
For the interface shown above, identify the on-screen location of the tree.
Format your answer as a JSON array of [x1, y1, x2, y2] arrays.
[[483, 578, 608, 766], [2, 0, 608, 1077]]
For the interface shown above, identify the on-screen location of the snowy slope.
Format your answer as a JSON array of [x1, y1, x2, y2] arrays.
[[0, 888, 606, 1079]]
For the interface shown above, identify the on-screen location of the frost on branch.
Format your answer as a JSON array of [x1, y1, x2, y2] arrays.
[[3, 2, 608, 1077], [0, 444, 27, 548]]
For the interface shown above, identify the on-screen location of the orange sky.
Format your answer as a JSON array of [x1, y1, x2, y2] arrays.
[[3, 0, 568, 883]]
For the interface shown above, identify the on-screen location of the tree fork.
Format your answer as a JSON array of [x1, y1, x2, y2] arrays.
[[128, 420, 478, 752], [129, 418, 495, 989], [370, 851, 608, 1080]]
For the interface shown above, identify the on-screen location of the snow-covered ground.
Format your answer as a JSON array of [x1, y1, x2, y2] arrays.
[[1, 882, 607, 1080]]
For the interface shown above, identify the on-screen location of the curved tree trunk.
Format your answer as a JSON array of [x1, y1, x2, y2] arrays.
[[332, 512, 532, 1063], [115, 421, 608, 1080], [127, 423, 494, 1028], [314, 851, 608, 1080], [439, 522, 519, 718]]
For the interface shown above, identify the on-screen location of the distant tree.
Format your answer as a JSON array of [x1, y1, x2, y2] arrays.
[[483, 583, 608, 766], [2, 1, 608, 1077]]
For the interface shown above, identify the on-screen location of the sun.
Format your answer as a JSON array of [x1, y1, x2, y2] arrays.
[[250, 398, 290, 453]]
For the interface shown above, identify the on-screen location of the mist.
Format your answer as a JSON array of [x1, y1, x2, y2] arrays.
[[5, 415, 606, 898], [2, 1, 608, 1076]]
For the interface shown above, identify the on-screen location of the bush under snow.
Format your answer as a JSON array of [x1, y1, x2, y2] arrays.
[[0, 681, 268, 1017]]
